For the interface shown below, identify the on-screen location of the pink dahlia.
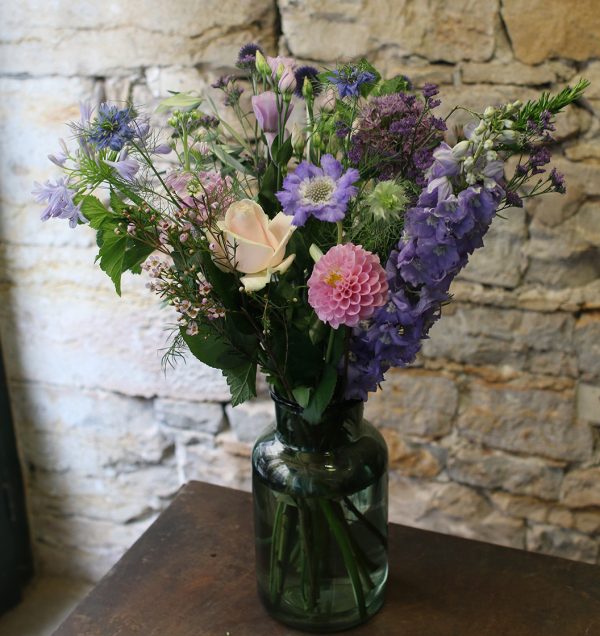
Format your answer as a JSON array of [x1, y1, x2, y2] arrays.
[[308, 243, 388, 329]]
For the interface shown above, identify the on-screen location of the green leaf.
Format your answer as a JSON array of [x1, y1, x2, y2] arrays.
[[258, 163, 279, 214], [211, 144, 251, 175], [155, 92, 203, 113], [80, 195, 115, 230], [303, 365, 338, 424], [96, 231, 127, 295], [224, 361, 257, 406], [372, 75, 412, 97], [292, 386, 312, 408], [182, 328, 247, 370], [122, 241, 154, 275]]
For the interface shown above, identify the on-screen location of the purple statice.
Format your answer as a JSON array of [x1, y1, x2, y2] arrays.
[[87, 104, 136, 152], [344, 143, 505, 400], [236, 43, 263, 69], [550, 167, 566, 193], [327, 65, 376, 98], [32, 177, 86, 228], [527, 147, 551, 174], [349, 92, 446, 185], [276, 154, 359, 226], [294, 65, 321, 98], [505, 190, 524, 207]]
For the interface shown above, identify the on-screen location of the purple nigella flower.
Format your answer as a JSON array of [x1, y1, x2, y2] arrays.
[[328, 66, 376, 98], [32, 177, 86, 228], [104, 149, 140, 181], [87, 103, 136, 151], [294, 65, 321, 98], [276, 154, 359, 226], [236, 43, 263, 69]]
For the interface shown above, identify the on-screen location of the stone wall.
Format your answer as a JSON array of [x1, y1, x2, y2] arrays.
[[0, 0, 599, 581]]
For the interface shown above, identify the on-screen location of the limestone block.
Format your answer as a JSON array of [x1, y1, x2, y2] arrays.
[[577, 383, 600, 424], [502, 0, 600, 64], [33, 513, 155, 581], [0, 77, 96, 227], [457, 381, 592, 462], [422, 304, 576, 377], [574, 314, 600, 380], [0, 0, 277, 76], [560, 467, 600, 508], [155, 399, 226, 435], [10, 382, 171, 475], [226, 399, 275, 443], [526, 523, 598, 564], [447, 442, 564, 500], [365, 370, 458, 437], [0, 244, 230, 400], [381, 429, 444, 478], [461, 61, 574, 86], [573, 510, 600, 534], [181, 440, 251, 491], [420, 482, 526, 549], [458, 207, 527, 289], [490, 492, 550, 524], [279, 0, 497, 64], [27, 465, 180, 525]]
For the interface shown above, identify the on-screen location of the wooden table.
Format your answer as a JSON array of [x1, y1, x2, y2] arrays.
[[55, 481, 600, 635]]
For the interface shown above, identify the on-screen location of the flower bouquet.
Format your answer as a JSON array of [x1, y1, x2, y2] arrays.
[[34, 43, 587, 631]]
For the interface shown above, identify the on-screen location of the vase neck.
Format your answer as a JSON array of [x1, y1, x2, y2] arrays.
[[271, 393, 364, 450]]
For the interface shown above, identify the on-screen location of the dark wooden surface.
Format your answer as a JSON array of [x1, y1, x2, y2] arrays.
[[55, 481, 600, 636]]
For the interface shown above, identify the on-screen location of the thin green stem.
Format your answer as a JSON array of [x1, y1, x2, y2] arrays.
[[318, 499, 367, 620]]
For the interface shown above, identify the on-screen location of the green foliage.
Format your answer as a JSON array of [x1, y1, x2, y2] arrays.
[[371, 75, 412, 97], [302, 365, 338, 424], [155, 92, 203, 113], [80, 195, 153, 295], [181, 320, 258, 406], [514, 78, 590, 131]]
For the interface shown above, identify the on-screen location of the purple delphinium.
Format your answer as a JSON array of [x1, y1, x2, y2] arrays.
[[349, 91, 446, 185], [344, 144, 505, 400], [236, 43, 263, 69], [87, 104, 136, 152], [276, 154, 359, 226], [32, 177, 86, 228], [294, 65, 321, 98], [328, 66, 376, 98]]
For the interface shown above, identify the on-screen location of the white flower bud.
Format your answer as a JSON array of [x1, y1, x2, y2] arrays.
[[464, 156, 474, 170], [474, 121, 486, 134], [483, 106, 495, 120], [483, 139, 494, 150], [452, 140, 471, 159], [486, 150, 498, 161], [502, 119, 514, 129]]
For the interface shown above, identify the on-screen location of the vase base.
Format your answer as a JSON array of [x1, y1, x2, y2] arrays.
[[257, 574, 387, 633]]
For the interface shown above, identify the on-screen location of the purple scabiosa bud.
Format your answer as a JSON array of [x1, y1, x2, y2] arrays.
[[294, 65, 321, 98], [236, 43, 264, 69]]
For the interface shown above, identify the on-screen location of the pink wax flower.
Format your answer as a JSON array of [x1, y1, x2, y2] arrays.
[[308, 243, 388, 329], [252, 91, 294, 148]]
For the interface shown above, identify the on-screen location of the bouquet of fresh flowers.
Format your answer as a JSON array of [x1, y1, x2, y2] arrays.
[[34, 43, 587, 629]]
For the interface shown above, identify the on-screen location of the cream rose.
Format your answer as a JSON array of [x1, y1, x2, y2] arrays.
[[210, 199, 295, 292]]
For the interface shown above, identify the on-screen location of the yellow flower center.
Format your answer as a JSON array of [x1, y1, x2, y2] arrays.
[[323, 269, 342, 286]]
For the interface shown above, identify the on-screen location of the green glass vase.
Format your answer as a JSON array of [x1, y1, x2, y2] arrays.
[[252, 393, 388, 632]]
